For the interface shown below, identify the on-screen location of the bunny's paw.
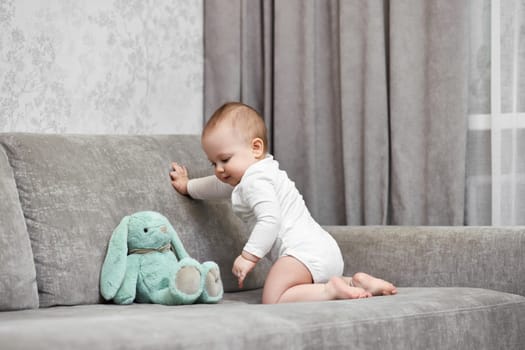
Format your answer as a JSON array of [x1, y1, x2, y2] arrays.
[[170, 260, 203, 304], [198, 261, 224, 303]]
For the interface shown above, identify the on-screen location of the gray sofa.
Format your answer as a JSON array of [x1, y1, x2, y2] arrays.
[[0, 133, 524, 350]]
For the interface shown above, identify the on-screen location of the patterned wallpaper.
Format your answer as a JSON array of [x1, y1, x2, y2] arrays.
[[0, 0, 203, 134]]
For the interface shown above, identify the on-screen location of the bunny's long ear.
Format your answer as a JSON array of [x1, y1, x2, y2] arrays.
[[100, 216, 130, 300], [167, 221, 190, 260]]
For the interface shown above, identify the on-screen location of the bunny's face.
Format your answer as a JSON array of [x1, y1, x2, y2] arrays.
[[127, 211, 171, 251]]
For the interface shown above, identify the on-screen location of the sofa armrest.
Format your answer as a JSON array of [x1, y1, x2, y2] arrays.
[[324, 225, 525, 296]]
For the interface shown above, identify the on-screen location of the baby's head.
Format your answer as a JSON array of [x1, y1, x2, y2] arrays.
[[202, 102, 268, 153], [201, 102, 268, 186]]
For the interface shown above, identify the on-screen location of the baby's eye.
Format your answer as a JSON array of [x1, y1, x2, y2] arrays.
[[210, 162, 216, 167], [221, 157, 230, 163]]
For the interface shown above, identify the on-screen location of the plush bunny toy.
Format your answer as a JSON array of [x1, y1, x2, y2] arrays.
[[100, 211, 223, 305]]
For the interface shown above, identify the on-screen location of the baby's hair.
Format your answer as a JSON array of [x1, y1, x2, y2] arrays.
[[203, 102, 268, 153]]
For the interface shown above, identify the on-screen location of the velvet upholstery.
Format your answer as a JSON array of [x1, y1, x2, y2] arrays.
[[327, 225, 525, 296], [0, 146, 38, 310], [0, 133, 524, 349], [0, 288, 523, 349], [0, 134, 270, 307]]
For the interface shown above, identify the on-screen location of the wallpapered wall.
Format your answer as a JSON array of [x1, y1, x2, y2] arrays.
[[0, 0, 203, 134]]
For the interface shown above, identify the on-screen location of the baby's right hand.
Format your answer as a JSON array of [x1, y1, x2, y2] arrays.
[[170, 162, 189, 196], [232, 254, 257, 289]]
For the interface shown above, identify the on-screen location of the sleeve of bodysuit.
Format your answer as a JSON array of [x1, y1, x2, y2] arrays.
[[242, 179, 282, 259], [187, 175, 234, 200]]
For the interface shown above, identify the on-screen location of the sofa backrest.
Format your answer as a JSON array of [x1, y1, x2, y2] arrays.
[[0, 145, 39, 310], [327, 225, 525, 297], [0, 133, 270, 307]]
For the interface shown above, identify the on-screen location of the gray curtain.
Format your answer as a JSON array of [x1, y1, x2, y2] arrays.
[[204, 0, 469, 226]]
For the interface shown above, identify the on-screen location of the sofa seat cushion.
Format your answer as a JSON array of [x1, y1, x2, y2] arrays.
[[0, 146, 38, 310], [1, 288, 523, 349]]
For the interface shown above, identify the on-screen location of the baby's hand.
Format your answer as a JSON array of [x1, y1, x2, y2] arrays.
[[170, 162, 189, 195], [232, 252, 259, 289]]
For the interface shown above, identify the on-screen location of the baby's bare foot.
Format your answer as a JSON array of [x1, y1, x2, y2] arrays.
[[325, 277, 371, 300], [350, 272, 397, 296]]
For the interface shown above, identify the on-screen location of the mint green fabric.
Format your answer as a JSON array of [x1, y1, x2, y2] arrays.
[[100, 211, 223, 305], [0, 145, 38, 310], [0, 133, 270, 307]]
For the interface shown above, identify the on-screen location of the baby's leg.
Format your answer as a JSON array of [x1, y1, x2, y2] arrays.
[[262, 256, 370, 304], [344, 272, 397, 296]]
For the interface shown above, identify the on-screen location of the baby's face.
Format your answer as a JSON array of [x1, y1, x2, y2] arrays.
[[202, 124, 260, 187]]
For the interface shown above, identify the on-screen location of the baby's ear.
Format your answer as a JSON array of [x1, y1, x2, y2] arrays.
[[251, 138, 265, 158]]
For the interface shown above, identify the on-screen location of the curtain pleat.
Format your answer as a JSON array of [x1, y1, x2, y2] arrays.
[[204, 0, 470, 225], [388, 1, 469, 224]]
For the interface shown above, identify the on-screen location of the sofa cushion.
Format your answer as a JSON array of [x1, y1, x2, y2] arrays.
[[0, 288, 523, 349], [0, 145, 39, 310], [0, 133, 270, 307]]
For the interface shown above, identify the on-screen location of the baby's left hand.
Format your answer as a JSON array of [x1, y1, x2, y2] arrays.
[[232, 254, 257, 289]]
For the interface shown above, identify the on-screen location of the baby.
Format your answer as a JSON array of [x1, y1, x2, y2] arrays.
[[170, 102, 397, 304]]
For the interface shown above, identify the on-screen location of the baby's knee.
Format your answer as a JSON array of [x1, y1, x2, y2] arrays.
[[261, 292, 279, 304]]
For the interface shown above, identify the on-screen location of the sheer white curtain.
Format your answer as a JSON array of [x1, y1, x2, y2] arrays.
[[467, 0, 525, 225]]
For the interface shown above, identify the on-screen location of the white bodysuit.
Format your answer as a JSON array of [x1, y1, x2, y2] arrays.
[[187, 155, 344, 283]]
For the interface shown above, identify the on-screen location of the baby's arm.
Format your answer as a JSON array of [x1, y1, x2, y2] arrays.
[[170, 162, 233, 199], [234, 180, 281, 288], [187, 175, 233, 200], [242, 181, 281, 258]]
